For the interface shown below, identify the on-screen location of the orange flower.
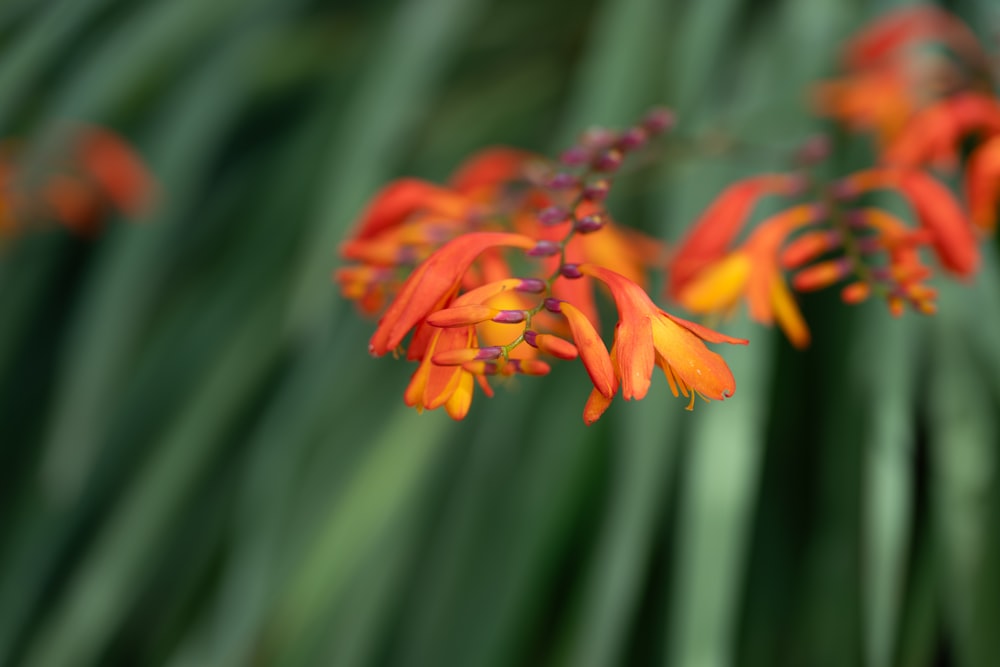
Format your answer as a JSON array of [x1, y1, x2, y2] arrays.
[[575, 264, 747, 423], [673, 204, 822, 349], [667, 174, 803, 298], [369, 232, 537, 357]]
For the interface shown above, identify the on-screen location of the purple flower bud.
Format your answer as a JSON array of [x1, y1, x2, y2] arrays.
[[523, 330, 539, 347], [538, 205, 569, 225], [643, 107, 675, 134], [582, 179, 611, 202], [516, 278, 547, 293], [580, 127, 617, 150], [543, 298, 563, 313], [575, 214, 606, 233], [617, 126, 648, 151], [546, 172, 579, 190], [593, 148, 623, 172], [560, 146, 590, 166], [560, 263, 583, 279], [527, 240, 561, 257], [475, 346, 504, 360], [492, 310, 526, 324]]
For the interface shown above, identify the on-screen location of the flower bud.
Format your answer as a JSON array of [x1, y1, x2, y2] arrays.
[[840, 281, 871, 304], [582, 179, 611, 201], [491, 309, 526, 324], [433, 346, 503, 365], [532, 333, 578, 360], [538, 205, 569, 225], [792, 257, 853, 292], [546, 173, 579, 190], [509, 359, 551, 376], [426, 305, 497, 327], [642, 107, 675, 134], [516, 278, 547, 293], [560, 263, 583, 279], [593, 148, 624, 172], [617, 126, 648, 151], [580, 127, 617, 150], [527, 240, 561, 257], [559, 146, 590, 166], [575, 213, 606, 233]]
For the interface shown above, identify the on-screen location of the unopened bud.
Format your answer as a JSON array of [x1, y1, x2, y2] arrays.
[[433, 346, 503, 365], [516, 278, 547, 293], [543, 297, 563, 313], [532, 333, 578, 360], [582, 179, 611, 201], [575, 214, 606, 234], [527, 240, 561, 257], [538, 205, 569, 225], [593, 148, 624, 172], [492, 309, 526, 324], [546, 173, 579, 190], [840, 281, 871, 304], [509, 359, 552, 376], [642, 107, 675, 134], [580, 127, 617, 150], [560, 263, 583, 279], [617, 126, 648, 151], [560, 146, 590, 166]]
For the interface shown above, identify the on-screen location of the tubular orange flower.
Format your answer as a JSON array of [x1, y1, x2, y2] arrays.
[[673, 205, 821, 349], [668, 174, 803, 298], [578, 264, 747, 421], [369, 232, 536, 356]]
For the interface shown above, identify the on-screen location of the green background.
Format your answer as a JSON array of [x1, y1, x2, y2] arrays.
[[1, 0, 998, 665]]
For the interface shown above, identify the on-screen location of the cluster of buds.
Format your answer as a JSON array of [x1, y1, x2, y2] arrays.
[[337, 109, 749, 423], [0, 125, 153, 241], [668, 5, 996, 348]]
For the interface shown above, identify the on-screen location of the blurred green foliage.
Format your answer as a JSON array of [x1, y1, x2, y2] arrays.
[[1, 0, 999, 666]]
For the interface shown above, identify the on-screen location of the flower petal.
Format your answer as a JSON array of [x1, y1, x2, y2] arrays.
[[369, 232, 536, 356], [650, 314, 738, 401], [559, 301, 615, 398]]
